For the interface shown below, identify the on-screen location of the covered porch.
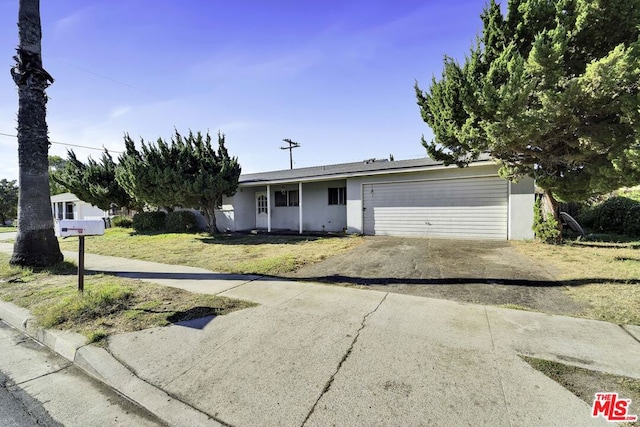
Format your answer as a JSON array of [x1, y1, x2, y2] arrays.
[[231, 179, 347, 234]]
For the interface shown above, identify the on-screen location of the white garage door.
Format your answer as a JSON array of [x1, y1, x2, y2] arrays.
[[362, 176, 508, 239]]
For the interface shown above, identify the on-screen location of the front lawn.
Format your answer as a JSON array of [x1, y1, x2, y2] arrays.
[[513, 238, 640, 325], [57, 228, 364, 276], [0, 253, 255, 342]]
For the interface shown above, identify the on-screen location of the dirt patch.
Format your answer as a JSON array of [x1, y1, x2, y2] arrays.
[[285, 236, 587, 316]]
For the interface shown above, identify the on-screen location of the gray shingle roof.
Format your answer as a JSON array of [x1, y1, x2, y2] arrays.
[[240, 157, 446, 184]]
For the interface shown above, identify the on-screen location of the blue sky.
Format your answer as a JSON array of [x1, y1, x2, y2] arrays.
[[0, 0, 487, 181]]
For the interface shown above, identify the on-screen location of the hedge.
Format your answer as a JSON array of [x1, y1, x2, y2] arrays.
[[165, 211, 199, 233], [132, 211, 166, 232]]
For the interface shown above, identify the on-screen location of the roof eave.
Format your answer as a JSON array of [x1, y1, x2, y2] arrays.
[[239, 159, 496, 187]]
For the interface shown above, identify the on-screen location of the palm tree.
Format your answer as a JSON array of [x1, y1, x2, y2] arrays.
[[10, 0, 62, 267]]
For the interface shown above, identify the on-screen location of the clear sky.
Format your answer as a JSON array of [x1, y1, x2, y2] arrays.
[[0, 0, 488, 181]]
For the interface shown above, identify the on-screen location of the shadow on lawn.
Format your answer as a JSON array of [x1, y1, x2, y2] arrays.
[[90, 269, 640, 288], [96, 271, 257, 281], [287, 274, 640, 288], [125, 230, 340, 245]]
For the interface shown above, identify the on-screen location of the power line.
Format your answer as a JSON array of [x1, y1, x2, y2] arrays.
[[64, 62, 155, 96], [0, 132, 122, 154]]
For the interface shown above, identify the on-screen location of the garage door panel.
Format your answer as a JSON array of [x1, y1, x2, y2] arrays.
[[362, 177, 508, 239]]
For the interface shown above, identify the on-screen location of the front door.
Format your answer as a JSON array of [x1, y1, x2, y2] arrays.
[[255, 192, 268, 229]]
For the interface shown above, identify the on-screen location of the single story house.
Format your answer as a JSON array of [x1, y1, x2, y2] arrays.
[[50, 192, 108, 220], [215, 156, 534, 240]]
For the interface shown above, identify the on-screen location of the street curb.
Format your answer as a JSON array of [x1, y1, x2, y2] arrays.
[[0, 300, 222, 427]]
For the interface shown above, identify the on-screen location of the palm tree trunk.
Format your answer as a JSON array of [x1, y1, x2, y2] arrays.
[[10, 0, 62, 267]]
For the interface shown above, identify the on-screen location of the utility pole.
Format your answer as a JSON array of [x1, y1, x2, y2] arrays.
[[280, 138, 300, 169]]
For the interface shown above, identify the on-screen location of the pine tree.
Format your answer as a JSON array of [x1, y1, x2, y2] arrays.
[[416, 0, 640, 234], [52, 150, 135, 211], [116, 130, 241, 233]]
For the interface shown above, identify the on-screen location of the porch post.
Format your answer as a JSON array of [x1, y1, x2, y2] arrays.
[[299, 182, 303, 234], [266, 184, 271, 232]]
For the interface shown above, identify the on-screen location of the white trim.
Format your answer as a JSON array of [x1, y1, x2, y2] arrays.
[[239, 161, 496, 187], [507, 181, 512, 240], [267, 184, 271, 232], [298, 182, 303, 234]]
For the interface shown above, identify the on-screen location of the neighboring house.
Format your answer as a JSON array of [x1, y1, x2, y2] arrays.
[[50, 193, 108, 220], [215, 156, 535, 240]]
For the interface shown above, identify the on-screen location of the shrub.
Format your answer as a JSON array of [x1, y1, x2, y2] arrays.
[[592, 197, 639, 235], [165, 211, 199, 233], [532, 198, 561, 243], [132, 211, 166, 232], [112, 215, 133, 228], [575, 204, 599, 229], [624, 204, 640, 237]]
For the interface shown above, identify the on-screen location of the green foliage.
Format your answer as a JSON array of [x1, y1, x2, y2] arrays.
[[35, 283, 134, 328], [116, 130, 241, 233], [165, 210, 199, 233], [0, 179, 18, 224], [48, 155, 67, 195], [416, 0, 640, 203], [111, 215, 133, 228], [52, 150, 135, 210], [618, 186, 640, 202], [582, 197, 640, 237], [532, 198, 561, 243], [132, 211, 166, 233]]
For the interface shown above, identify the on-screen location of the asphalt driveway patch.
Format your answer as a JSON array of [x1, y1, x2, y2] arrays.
[[285, 236, 586, 316]]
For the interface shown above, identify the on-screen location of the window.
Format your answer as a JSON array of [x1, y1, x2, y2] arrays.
[[257, 195, 268, 214], [65, 202, 75, 219], [275, 190, 299, 207], [328, 187, 346, 205]]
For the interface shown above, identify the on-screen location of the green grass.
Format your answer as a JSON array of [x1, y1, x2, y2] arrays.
[[0, 252, 256, 340], [513, 239, 640, 325], [498, 303, 535, 312], [57, 228, 364, 276], [0, 225, 17, 232]]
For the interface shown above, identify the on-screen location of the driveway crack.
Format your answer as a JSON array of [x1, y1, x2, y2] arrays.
[[620, 324, 640, 345], [484, 308, 513, 427], [301, 292, 388, 426]]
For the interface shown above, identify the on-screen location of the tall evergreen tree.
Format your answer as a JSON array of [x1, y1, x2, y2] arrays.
[[52, 150, 135, 211], [10, 0, 62, 267], [416, 0, 640, 232], [116, 130, 241, 233], [0, 179, 18, 225], [48, 155, 67, 195]]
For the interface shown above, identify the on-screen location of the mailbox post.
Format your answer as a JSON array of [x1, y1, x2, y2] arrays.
[[55, 220, 106, 293]]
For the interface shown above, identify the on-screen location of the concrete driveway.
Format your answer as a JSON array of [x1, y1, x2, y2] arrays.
[[286, 236, 585, 316]]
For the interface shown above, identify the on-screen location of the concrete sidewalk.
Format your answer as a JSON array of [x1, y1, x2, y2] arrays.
[[1, 242, 639, 426]]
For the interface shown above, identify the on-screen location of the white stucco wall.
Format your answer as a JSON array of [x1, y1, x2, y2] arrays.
[[300, 181, 347, 232], [245, 181, 348, 232], [77, 203, 107, 219], [225, 163, 535, 239], [508, 177, 535, 239], [233, 188, 263, 231], [225, 181, 347, 232]]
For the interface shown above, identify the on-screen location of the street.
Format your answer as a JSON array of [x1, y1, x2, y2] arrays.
[[0, 321, 162, 427]]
